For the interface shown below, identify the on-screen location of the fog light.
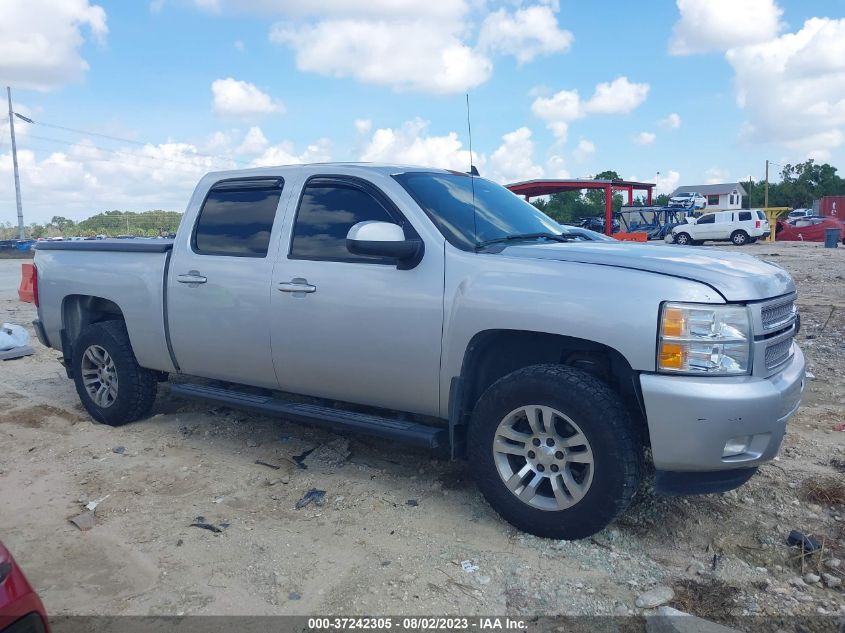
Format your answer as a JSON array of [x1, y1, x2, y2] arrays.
[[723, 436, 751, 457]]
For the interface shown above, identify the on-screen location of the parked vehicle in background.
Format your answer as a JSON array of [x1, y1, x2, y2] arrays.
[[671, 209, 769, 246], [787, 208, 814, 221], [577, 216, 620, 234], [29, 164, 804, 539], [668, 191, 707, 210], [816, 195, 844, 219], [0, 542, 49, 633], [776, 216, 845, 244]]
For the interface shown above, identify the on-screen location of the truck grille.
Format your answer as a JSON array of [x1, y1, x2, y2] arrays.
[[761, 298, 796, 330], [765, 338, 794, 370]]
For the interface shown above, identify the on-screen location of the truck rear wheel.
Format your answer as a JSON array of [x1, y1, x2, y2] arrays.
[[72, 321, 158, 426], [468, 364, 641, 539]]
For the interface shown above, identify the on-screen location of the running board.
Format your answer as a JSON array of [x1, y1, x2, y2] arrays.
[[169, 383, 448, 450]]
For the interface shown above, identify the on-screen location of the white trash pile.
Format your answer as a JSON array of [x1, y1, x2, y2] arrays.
[[0, 323, 32, 359]]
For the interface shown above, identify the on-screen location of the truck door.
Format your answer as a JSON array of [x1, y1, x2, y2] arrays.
[[167, 177, 294, 389], [694, 212, 717, 240], [269, 175, 444, 416]]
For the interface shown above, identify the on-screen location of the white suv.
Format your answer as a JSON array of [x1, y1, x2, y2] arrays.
[[671, 209, 769, 246], [669, 192, 707, 210]]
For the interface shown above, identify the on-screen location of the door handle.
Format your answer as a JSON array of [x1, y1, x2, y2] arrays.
[[176, 271, 207, 284], [278, 278, 316, 294]]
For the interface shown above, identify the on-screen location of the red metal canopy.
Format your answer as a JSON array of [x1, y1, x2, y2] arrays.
[[507, 178, 656, 236]]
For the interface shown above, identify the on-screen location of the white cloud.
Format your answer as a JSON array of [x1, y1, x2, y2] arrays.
[[545, 155, 570, 179], [252, 138, 332, 166], [0, 140, 236, 223], [487, 127, 544, 184], [655, 170, 681, 195], [0, 0, 107, 91], [572, 139, 595, 163], [727, 17, 845, 158], [354, 119, 372, 135], [669, 0, 783, 55], [211, 78, 284, 116], [659, 112, 682, 129], [236, 126, 270, 155], [531, 76, 650, 140], [359, 118, 477, 171], [585, 77, 650, 114], [478, 5, 573, 65], [194, 0, 467, 19], [234, 39, 245, 52], [270, 19, 492, 94], [633, 131, 656, 145], [704, 167, 730, 184]]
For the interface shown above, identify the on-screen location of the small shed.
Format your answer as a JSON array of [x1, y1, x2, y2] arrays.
[[672, 183, 747, 211]]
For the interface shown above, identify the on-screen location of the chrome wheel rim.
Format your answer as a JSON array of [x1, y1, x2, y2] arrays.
[[493, 405, 594, 511], [81, 345, 118, 408]]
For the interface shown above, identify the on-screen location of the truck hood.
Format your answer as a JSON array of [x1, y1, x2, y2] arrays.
[[501, 241, 794, 302]]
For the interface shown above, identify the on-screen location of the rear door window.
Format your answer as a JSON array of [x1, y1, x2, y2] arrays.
[[193, 179, 283, 257]]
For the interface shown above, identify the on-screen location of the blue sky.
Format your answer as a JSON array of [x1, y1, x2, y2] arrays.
[[1, 0, 844, 222]]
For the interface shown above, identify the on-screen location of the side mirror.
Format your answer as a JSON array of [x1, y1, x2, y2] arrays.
[[346, 221, 424, 269]]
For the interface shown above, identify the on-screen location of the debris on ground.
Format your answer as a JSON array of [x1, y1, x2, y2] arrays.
[[460, 560, 478, 573], [0, 345, 34, 361], [304, 438, 350, 467], [112, 446, 125, 454], [291, 447, 316, 469], [294, 488, 326, 510], [68, 511, 95, 531], [254, 459, 281, 470], [800, 476, 845, 505], [786, 530, 821, 553], [189, 516, 225, 533], [636, 585, 674, 609], [84, 495, 109, 511], [406, 499, 419, 507], [0, 323, 29, 350], [288, 591, 301, 600]]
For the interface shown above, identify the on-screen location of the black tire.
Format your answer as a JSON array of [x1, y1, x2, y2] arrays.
[[731, 230, 749, 246], [674, 232, 692, 245], [468, 364, 641, 539], [72, 320, 158, 426], [748, 237, 758, 244]]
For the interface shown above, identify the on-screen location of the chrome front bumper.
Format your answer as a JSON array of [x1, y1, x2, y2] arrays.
[[640, 344, 805, 472]]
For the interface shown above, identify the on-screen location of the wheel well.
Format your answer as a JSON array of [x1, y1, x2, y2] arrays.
[[62, 295, 126, 356], [457, 330, 648, 444]]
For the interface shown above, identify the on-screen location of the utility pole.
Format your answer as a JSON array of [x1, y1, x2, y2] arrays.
[[6, 87, 25, 240], [764, 159, 769, 210]]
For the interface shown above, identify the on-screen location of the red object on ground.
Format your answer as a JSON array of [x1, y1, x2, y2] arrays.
[[615, 232, 648, 242], [0, 542, 49, 633], [506, 178, 656, 237], [17, 264, 35, 304], [818, 195, 845, 219], [775, 217, 845, 242]]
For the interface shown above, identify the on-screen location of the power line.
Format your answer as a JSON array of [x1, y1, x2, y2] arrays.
[[18, 137, 234, 177], [24, 133, 240, 172], [14, 113, 252, 167]]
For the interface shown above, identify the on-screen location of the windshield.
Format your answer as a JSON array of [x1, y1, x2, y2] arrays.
[[676, 192, 692, 198], [394, 171, 566, 250]]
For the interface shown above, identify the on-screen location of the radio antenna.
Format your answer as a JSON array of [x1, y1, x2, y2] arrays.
[[466, 93, 479, 247]]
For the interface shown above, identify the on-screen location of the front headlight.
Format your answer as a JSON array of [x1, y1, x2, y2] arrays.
[[658, 302, 751, 375]]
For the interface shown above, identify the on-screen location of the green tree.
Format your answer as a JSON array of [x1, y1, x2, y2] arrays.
[[50, 216, 75, 233]]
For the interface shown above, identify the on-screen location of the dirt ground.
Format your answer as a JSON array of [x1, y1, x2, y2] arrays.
[[1, 240, 843, 621]]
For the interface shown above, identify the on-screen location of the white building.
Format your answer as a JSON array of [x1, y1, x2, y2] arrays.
[[672, 183, 747, 211]]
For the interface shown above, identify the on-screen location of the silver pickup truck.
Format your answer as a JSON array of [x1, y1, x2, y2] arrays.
[[31, 164, 804, 539]]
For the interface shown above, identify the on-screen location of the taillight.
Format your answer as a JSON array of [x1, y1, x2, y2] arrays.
[[32, 263, 39, 307], [755, 220, 761, 228]]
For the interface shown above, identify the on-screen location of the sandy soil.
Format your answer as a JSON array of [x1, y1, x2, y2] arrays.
[[0, 241, 843, 620]]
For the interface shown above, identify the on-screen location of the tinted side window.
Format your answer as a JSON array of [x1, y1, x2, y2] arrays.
[[194, 181, 283, 257], [738, 211, 752, 221], [756, 210, 767, 220], [697, 214, 715, 224], [290, 182, 396, 262]]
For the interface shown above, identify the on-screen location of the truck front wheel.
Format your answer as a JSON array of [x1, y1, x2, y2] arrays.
[[674, 232, 692, 245], [72, 321, 158, 426], [468, 364, 641, 539]]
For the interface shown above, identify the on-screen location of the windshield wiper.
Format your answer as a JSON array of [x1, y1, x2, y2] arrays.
[[476, 232, 574, 250]]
